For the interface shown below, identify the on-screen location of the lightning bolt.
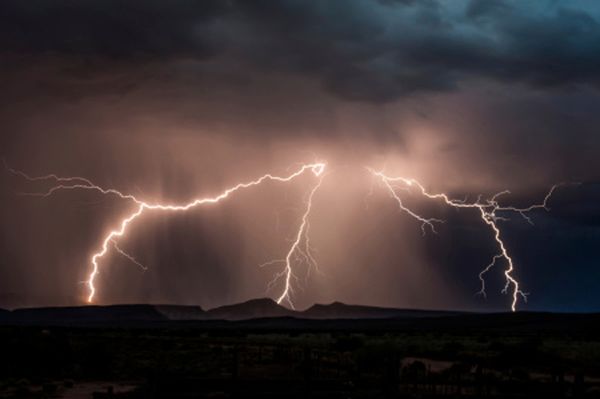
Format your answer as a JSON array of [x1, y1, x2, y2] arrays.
[[111, 239, 147, 271], [262, 169, 325, 309], [6, 160, 326, 304], [5, 156, 564, 312], [370, 169, 559, 311]]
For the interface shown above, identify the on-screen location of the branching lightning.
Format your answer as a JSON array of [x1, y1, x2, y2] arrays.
[[370, 169, 559, 311], [111, 239, 147, 271], [262, 170, 325, 309], [5, 156, 565, 312], [6, 160, 325, 305]]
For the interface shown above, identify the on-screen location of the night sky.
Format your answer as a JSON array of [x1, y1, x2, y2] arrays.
[[1, 0, 599, 312]]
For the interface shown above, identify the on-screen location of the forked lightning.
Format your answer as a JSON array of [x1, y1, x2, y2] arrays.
[[6, 160, 562, 311], [6, 160, 325, 305], [370, 168, 559, 311]]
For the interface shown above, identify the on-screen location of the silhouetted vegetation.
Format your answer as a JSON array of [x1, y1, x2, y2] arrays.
[[1, 318, 600, 398]]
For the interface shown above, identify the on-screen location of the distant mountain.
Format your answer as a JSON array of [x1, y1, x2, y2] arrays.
[[0, 298, 468, 325], [0, 292, 78, 310], [9, 304, 168, 324], [206, 298, 294, 321], [155, 305, 206, 320], [301, 302, 462, 320], [1, 298, 599, 335]]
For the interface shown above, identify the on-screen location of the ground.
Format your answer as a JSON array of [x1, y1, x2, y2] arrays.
[[1, 314, 600, 398]]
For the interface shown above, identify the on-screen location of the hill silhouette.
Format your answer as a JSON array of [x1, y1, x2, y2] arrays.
[[206, 298, 294, 320], [0, 298, 464, 325], [155, 305, 206, 320], [8, 304, 168, 324], [1, 299, 599, 334], [301, 301, 462, 319]]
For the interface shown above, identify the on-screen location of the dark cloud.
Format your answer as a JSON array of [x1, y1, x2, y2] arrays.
[[0, 0, 226, 58], [466, 0, 512, 20], [2, 0, 600, 102]]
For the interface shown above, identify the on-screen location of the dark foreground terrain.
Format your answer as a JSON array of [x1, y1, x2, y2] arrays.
[[1, 300, 599, 398]]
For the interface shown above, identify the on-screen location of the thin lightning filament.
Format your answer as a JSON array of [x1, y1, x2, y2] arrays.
[[7, 161, 325, 304], [370, 169, 558, 311]]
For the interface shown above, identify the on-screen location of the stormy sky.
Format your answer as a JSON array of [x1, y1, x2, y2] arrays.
[[1, 0, 599, 312]]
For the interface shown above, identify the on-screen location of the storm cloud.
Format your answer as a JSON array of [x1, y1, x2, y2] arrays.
[[3, 0, 600, 102], [1, 0, 599, 311]]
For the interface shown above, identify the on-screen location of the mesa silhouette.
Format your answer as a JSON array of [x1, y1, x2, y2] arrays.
[[0, 298, 461, 325], [1, 298, 599, 335]]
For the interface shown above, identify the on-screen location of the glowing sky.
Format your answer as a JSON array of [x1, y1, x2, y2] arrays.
[[1, 0, 600, 311]]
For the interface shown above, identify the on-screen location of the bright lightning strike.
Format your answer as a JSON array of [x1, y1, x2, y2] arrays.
[[7, 160, 325, 305], [5, 157, 564, 312], [370, 169, 559, 312], [262, 170, 325, 309]]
